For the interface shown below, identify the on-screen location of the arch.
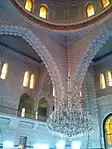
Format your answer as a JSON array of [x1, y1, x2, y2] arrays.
[[38, 98, 48, 120], [25, 0, 33, 12], [23, 71, 30, 87], [86, 3, 95, 17], [39, 4, 48, 19], [103, 114, 112, 148], [0, 63, 8, 80], [30, 73, 36, 89], [106, 71, 112, 87], [18, 93, 34, 118], [101, 0, 110, 9], [100, 73, 106, 89], [72, 28, 112, 87], [0, 25, 64, 107]]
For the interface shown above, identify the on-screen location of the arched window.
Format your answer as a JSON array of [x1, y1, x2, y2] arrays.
[[0, 63, 8, 80], [35, 111, 38, 120], [25, 0, 33, 12], [30, 74, 36, 89], [21, 108, 25, 117], [86, 4, 95, 17], [106, 71, 112, 87], [39, 4, 48, 19], [104, 115, 112, 148], [100, 73, 106, 89], [102, 0, 110, 8], [23, 71, 30, 87], [53, 86, 55, 97]]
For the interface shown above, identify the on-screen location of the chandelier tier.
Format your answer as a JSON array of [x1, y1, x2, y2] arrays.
[[47, 73, 93, 141]]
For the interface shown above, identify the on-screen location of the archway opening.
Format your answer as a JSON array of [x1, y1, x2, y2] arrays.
[[38, 98, 48, 121], [18, 93, 34, 118]]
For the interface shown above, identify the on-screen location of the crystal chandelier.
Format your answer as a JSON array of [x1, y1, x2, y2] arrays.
[[47, 72, 93, 141]]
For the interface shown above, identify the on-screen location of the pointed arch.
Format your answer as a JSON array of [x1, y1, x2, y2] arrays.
[[39, 4, 48, 19], [25, 0, 33, 12], [103, 114, 112, 148], [0, 25, 64, 109], [23, 71, 30, 87], [86, 3, 95, 17], [101, 0, 110, 9], [72, 28, 112, 88], [106, 71, 112, 87], [100, 73, 106, 89], [30, 73, 36, 89], [38, 98, 48, 120], [18, 93, 34, 118], [0, 63, 8, 80]]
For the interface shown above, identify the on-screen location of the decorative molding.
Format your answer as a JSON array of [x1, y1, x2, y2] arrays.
[[0, 25, 65, 104], [10, 0, 112, 30], [72, 28, 112, 86]]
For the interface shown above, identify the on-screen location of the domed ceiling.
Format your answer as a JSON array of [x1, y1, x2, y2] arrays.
[[11, 0, 112, 30]]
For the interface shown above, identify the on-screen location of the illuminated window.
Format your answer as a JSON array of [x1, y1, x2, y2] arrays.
[[25, 0, 33, 12], [86, 4, 95, 17], [21, 108, 25, 117], [102, 0, 110, 8], [0, 61, 1, 72], [53, 86, 55, 97], [1, 63, 8, 80], [39, 4, 48, 19], [23, 71, 30, 87], [104, 116, 112, 147], [106, 71, 112, 87], [30, 74, 36, 89], [35, 111, 38, 120], [100, 73, 106, 89]]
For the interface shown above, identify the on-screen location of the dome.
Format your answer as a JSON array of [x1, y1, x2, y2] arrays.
[[11, 0, 112, 30]]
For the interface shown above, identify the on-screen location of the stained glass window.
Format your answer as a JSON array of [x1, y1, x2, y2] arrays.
[[25, 0, 33, 12], [102, 0, 110, 8], [105, 116, 112, 147], [100, 73, 106, 89], [106, 71, 112, 87], [23, 71, 30, 87], [86, 4, 95, 17], [1, 63, 8, 80], [39, 5, 48, 19], [30, 74, 36, 89]]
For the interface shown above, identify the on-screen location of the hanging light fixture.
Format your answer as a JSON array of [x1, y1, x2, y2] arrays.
[[47, 71, 93, 141]]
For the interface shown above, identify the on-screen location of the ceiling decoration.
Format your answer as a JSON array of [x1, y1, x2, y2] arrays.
[[10, 0, 112, 30], [47, 73, 93, 141]]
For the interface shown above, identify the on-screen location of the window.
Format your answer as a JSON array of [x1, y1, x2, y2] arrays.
[[53, 86, 55, 97], [100, 73, 106, 89], [102, 0, 110, 8], [0, 63, 8, 80], [25, 0, 33, 12], [21, 108, 25, 117], [104, 115, 112, 147], [86, 4, 95, 17], [30, 74, 36, 89], [39, 4, 48, 19], [106, 71, 112, 87], [23, 71, 30, 87], [35, 111, 38, 120]]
